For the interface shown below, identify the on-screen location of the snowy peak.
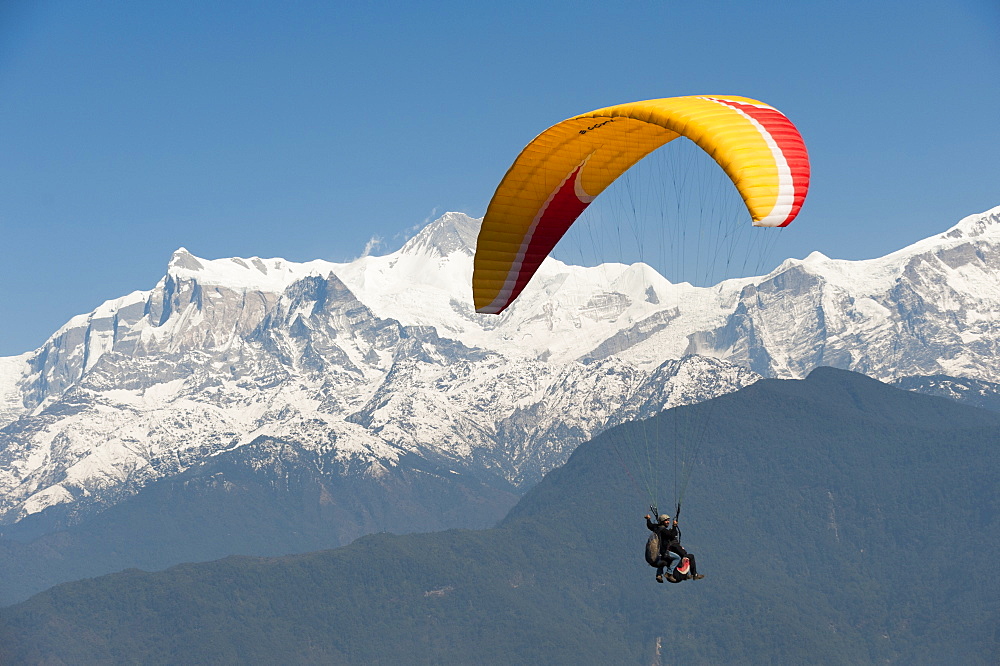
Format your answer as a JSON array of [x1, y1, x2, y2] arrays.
[[166, 247, 339, 293], [399, 212, 480, 258], [884, 205, 1000, 264], [759, 207, 1000, 297], [940, 204, 1000, 241], [167, 247, 205, 272]]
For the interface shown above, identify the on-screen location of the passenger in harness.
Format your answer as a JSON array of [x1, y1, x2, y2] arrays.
[[645, 512, 705, 583]]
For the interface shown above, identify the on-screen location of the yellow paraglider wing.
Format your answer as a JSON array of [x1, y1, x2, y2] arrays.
[[472, 95, 810, 314]]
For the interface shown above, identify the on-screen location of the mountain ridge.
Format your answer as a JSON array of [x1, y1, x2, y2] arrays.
[[1, 205, 999, 604]]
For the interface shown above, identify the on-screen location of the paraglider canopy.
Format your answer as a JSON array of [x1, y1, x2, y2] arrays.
[[472, 95, 810, 315]]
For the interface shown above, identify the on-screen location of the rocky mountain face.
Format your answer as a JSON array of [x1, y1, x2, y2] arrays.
[[1, 206, 998, 547], [691, 209, 1000, 379], [0, 223, 760, 539]]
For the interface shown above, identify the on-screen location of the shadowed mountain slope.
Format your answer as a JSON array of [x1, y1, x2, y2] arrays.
[[0, 436, 518, 606]]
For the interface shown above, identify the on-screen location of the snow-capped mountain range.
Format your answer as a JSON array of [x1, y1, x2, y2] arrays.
[[1, 205, 999, 529]]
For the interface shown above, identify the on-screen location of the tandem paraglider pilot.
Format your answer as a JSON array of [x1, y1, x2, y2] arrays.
[[645, 513, 704, 584]]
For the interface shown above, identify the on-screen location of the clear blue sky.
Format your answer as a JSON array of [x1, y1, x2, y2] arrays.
[[1, 0, 998, 355]]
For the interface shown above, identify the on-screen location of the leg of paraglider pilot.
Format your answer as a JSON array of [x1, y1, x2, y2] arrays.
[[664, 551, 682, 574], [655, 562, 665, 583]]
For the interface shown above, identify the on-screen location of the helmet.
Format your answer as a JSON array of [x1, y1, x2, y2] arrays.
[[659, 514, 671, 523]]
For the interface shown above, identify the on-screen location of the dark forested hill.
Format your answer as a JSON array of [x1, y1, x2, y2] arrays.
[[2, 368, 998, 665]]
